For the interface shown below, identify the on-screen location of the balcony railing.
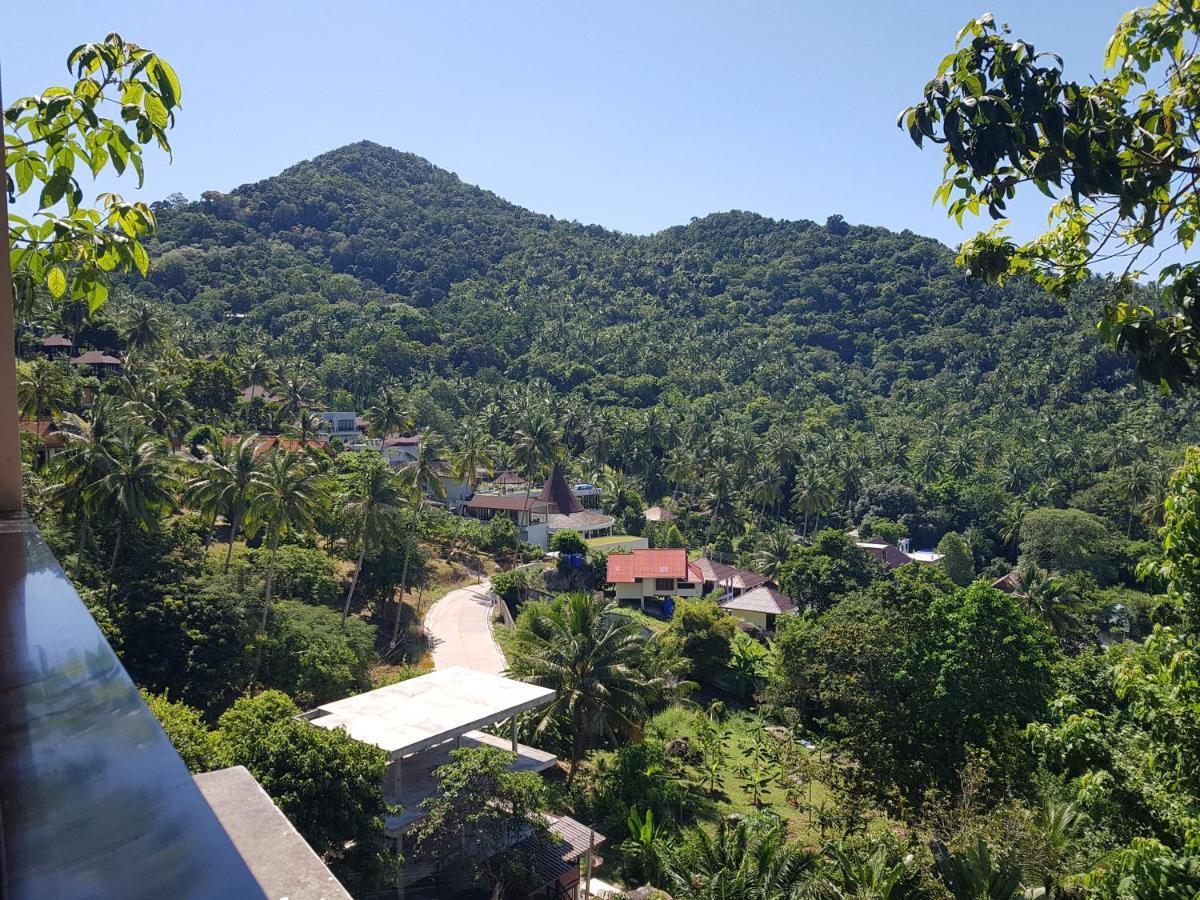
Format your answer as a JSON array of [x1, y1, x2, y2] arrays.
[[0, 514, 265, 898]]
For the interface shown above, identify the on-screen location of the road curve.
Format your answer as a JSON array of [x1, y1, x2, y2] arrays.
[[422, 578, 506, 675]]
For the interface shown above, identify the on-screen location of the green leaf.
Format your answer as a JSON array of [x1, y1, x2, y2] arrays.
[[131, 241, 149, 277], [14, 158, 33, 194], [47, 266, 67, 298], [144, 93, 168, 128]]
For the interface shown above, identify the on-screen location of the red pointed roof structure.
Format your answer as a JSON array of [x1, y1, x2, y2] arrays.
[[538, 463, 583, 515]]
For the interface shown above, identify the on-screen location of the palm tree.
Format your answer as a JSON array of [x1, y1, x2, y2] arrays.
[[450, 422, 493, 494], [1119, 460, 1156, 536], [1013, 563, 1083, 638], [366, 385, 412, 439], [246, 449, 324, 651], [1023, 802, 1083, 899], [998, 500, 1026, 557], [512, 411, 563, 501], [123, 302, 167, 354], [753, 529, 795, 583], [749, 465, 784, 526], [48, 399, 118, 570], [792, 467, 833, 538], [117, 374, 193, 447], [290, 409, 326, 450], [339, 457, 403, 625], [277, 372, 316, 420], [241, 352, 275, 401], [827, 842, 920, 900], [392, 430, 449, 645], [86, 428, 176, 606], [932, 838, 1024, 900], [664, 817, 821, 900], [17, 358, 71, 435], [186, 433, 267, 573], [507, 594, 666, 784]]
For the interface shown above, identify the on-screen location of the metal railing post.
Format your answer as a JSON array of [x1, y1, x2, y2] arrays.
[[0, 75, 24, 514]]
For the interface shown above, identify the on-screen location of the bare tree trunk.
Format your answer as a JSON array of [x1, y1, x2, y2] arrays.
[[342, 543, 366, 625]]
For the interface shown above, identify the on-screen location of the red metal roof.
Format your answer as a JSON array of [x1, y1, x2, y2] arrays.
[[606, 548, 689, 584]]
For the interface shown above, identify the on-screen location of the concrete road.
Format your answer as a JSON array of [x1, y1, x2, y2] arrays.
[[423, 579, 506, 675]]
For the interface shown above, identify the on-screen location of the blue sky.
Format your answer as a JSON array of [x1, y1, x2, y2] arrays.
[[4, 1, 1133, 245]]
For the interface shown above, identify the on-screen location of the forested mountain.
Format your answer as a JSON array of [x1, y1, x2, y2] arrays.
[[142, 140, 1155, 426]]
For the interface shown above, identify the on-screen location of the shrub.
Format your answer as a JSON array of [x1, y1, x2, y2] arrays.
[[260, 600, 378, 707], [550, 529, 587, 556]]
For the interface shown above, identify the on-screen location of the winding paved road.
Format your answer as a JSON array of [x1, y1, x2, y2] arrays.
[[423, 578, 506, 675]]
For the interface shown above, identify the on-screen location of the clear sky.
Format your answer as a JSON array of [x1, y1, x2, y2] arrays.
[[4, 1, 1134, 245]]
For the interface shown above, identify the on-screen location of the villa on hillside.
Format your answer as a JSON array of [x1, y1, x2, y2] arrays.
[[855, 537, 945, 569], [315, 410, 363, 445], [719, 585, 797, 633], [540, 464, 615, 543], [606, 548, 702, 610], [69, 349, 121, 377], [488, 470, 529, 493], [643, 505, 675, 523], [689, 556, 769, 597], [373, 433, 421, 466], [300, 667, 604, 898], [463, 494, 551, 548], [38, 333, 73, 356], [238, 385, 285, 405]]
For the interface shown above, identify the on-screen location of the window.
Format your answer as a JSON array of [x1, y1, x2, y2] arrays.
[[654, 578, 674, 592]]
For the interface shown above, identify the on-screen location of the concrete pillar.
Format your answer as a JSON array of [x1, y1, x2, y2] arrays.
[[0, 80, 24, 513]]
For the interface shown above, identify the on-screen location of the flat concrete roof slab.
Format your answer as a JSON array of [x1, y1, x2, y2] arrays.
[[302, 666, 555, 758], [194, 765, 351, 900]]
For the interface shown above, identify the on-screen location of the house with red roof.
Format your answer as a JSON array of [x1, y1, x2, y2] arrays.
[[606, 548, 703, 610]]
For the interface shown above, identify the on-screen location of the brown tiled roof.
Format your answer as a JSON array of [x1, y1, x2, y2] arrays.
[[856, 542, 912, 569], [41, 334, 73, 348], [991, 571, 1021, 593], [70, 350, 121, 366], [644, 505, 675, 522], [721, 586, 796, 615], [492, 470, 526, 485], [381, 434, 420, 448], [466, 495, 549, 513], [239, 385, 284, 404]]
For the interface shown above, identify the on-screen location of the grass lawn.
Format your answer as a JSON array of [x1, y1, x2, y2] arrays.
[[585, 535, 645, 550], [645, 704, 836, 842]]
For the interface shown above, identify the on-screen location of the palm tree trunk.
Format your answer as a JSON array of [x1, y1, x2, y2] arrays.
[[391, 508, 421, 647], [104, 526, 124, 609], [261, 526, 281, 632], [223, 508, 241, 574], [250, 526, 282, 688], [74, 511, 89, 575], [566, 718, 584, 787], [342, 543, 367, 625]]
